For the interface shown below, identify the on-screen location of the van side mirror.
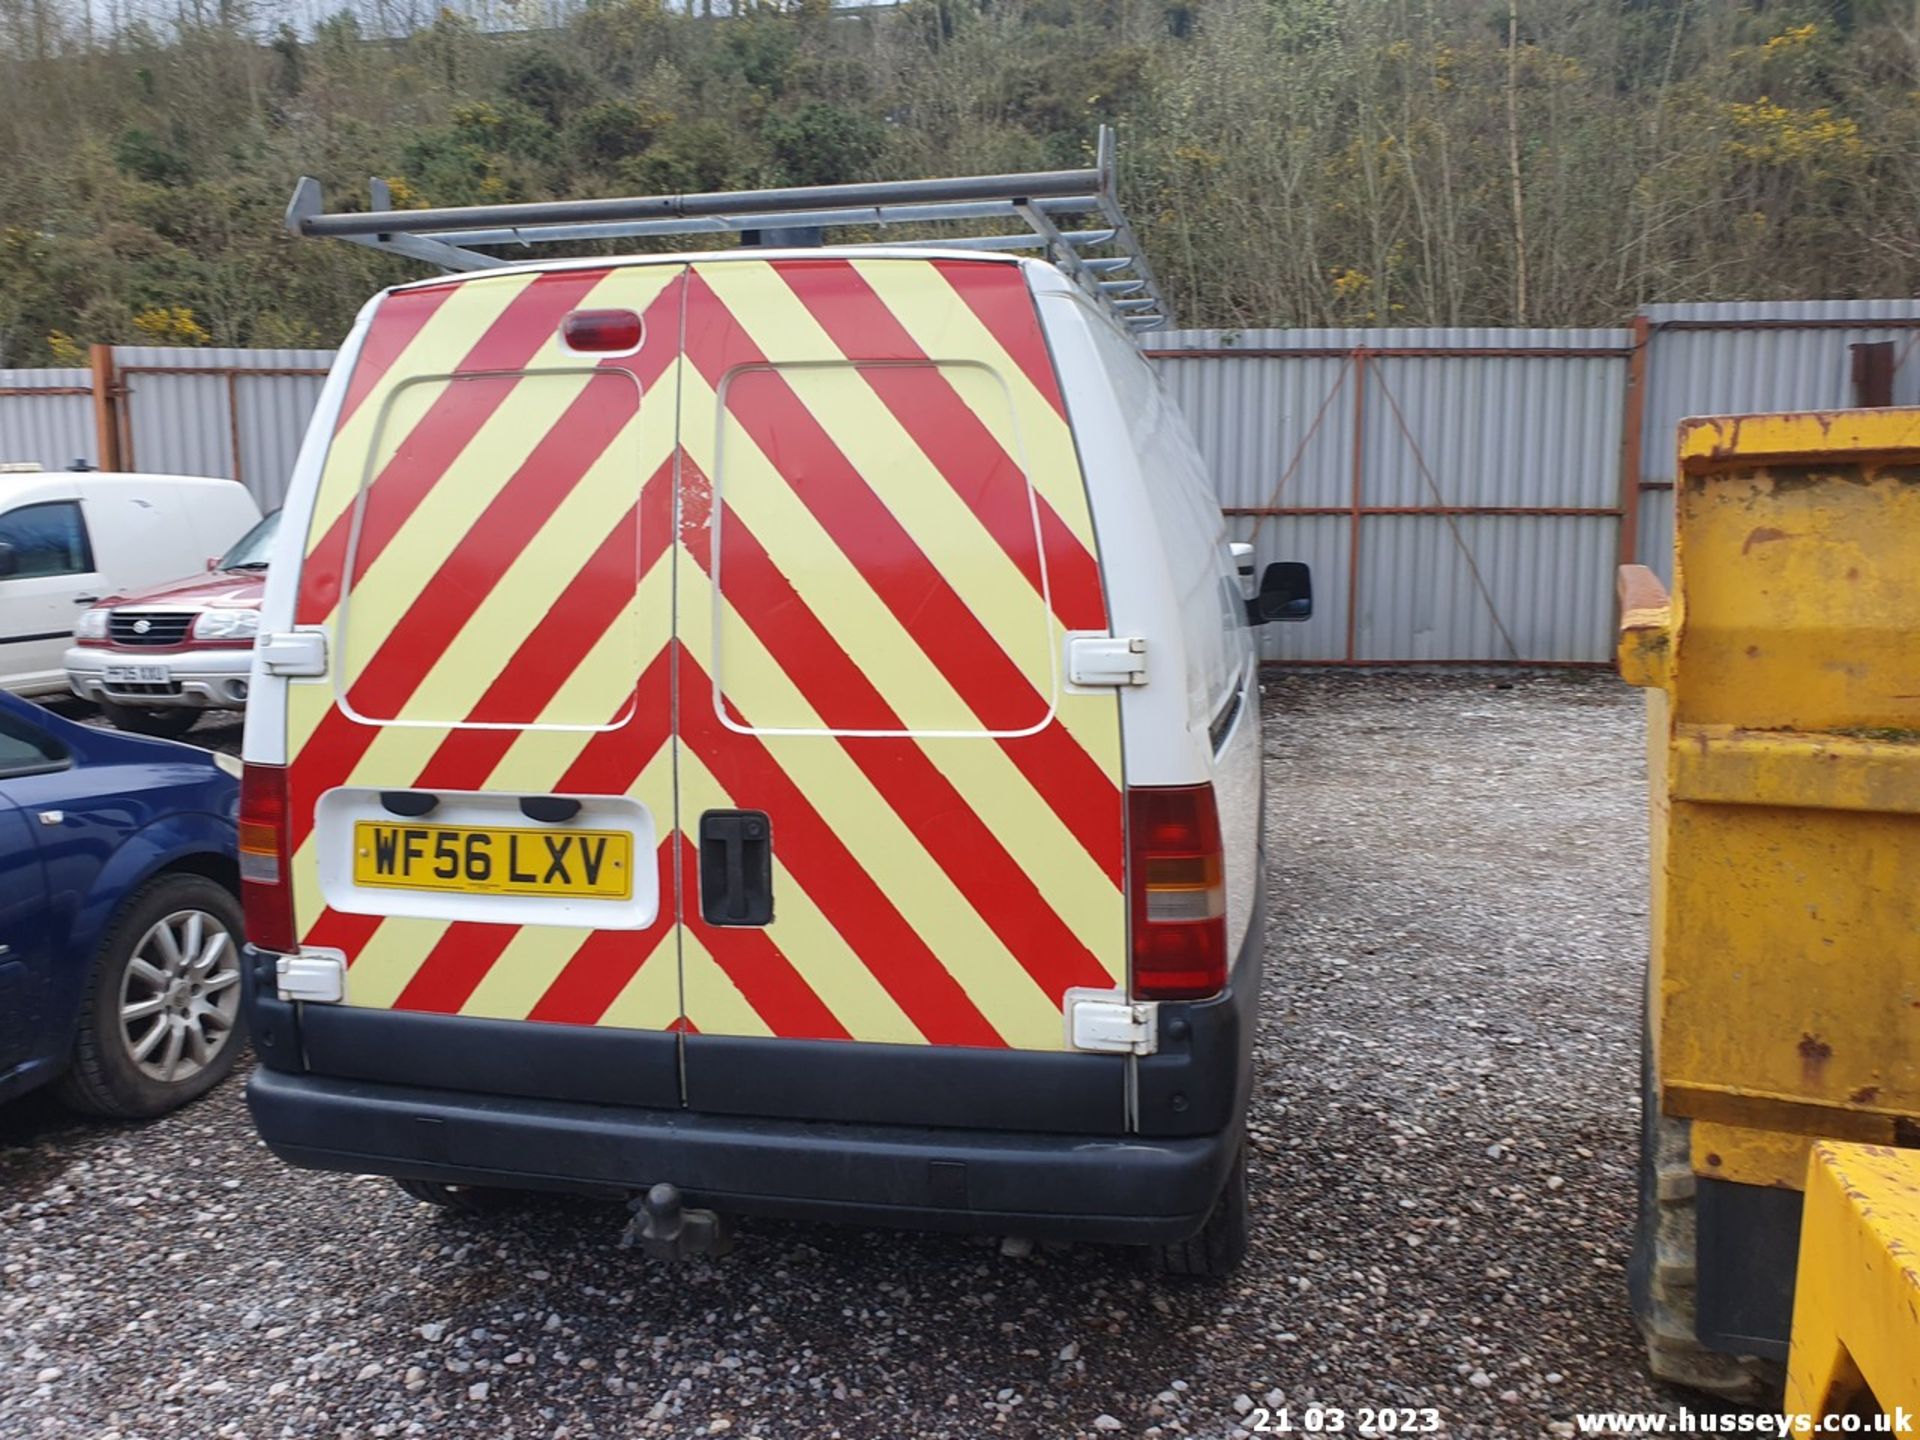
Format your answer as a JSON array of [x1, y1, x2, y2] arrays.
[[1248, 561, 1312, 624], [0, 543, 16, 579]]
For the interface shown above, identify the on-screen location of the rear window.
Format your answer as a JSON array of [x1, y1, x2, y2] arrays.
[[336, 367, 648, 729], [710, 359, 1054, 737]]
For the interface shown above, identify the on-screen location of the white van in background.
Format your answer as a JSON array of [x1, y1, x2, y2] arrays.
[[0, 471, 260, 699]]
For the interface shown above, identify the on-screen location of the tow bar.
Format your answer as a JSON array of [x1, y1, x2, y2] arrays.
[[622, 1183, 735, 1262]]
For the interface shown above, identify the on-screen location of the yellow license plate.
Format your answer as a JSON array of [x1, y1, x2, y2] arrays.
[[352, 821, 633, 900]]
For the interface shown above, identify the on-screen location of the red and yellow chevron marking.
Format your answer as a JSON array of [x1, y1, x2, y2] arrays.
[[282, 255, 1124, 1053]]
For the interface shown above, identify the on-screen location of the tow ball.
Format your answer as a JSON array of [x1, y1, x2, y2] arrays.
[[622, 1183, 735, 1261]]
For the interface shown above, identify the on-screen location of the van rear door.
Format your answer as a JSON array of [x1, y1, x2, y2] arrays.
[[282, 265, 687, 1093], [672, 256, 1129, 1127]]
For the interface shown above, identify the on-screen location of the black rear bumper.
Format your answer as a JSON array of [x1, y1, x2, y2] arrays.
[[245, 1066, 1236, 1243], [244, 872, 1265, 1244]]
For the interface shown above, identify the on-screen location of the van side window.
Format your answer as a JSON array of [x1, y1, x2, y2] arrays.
[[0, 501, 92, 580]]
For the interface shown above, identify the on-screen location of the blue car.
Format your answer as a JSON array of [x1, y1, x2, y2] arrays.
[[0, 693, 244, 1118]]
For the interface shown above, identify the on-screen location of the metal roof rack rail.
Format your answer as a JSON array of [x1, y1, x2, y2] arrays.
[[286, 125, 1168, 332]]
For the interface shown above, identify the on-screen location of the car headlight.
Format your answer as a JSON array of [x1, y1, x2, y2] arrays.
[[74, 608, 109, 641], [191, 608, 262, 641]]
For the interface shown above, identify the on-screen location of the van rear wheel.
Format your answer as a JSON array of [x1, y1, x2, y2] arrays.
[[394, 1178, 518, 1215], [101, 703, 199, 739], [1153, 1139, 1249, 1276]]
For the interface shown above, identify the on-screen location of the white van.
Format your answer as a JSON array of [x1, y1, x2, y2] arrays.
[[237, 144, 1312, 1270], [0, 471, 259, 699]]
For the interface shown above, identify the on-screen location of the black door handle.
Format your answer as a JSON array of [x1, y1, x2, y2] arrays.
[[73, 596, 100, 605], [698, 810, 773, 926]]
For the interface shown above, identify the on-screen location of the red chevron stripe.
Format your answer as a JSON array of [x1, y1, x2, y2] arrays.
[[552, 647, 675, 795], [526, 843, 677, 1025], [391, 921, 515, 1015], [677, 835, 849, 1041], [290, 290, 684, 849], [344, 374, 640, 721], [336, 283, 458, 432], [378, 660, 676, 1015], [298, 268, 613, 624], [407, 471, 674, 795], [932, 259, 1069, 420], [674, 644, 1004, 1048], [701, 486, 1113, 1006], [303, 907, 383, 962], [684, 271, 1123, 881], [776, 259, 1105, 629], [289, 403, 631, 848]]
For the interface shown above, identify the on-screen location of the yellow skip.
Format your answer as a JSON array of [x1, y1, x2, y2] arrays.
[[1785, 1141, 1920, 1424]]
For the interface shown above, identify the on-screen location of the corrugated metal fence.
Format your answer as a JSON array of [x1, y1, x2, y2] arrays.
[[1628, 301, 1920, 595], [112, 347, 334, 511], [0, 347, 331, 512], [3, 299, 1915, 664], [1152, 299, 1920, 664], [0, 368, 95, 473], [1149, 328, 1632, 664]]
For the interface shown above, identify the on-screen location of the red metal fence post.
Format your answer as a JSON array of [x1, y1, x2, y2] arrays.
[[1344, 348, 1368, 664], [1615, 315, 1651, 575], [88, 344, 123, 471]]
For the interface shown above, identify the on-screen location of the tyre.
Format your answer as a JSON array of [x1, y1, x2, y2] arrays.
[[101, 703, 200, 740], [1153, 1138, 1249, 1276], [1630, 1027, 1782, 1401], [54, 873, 247, 1120], [395, 1178, 519, 1215]]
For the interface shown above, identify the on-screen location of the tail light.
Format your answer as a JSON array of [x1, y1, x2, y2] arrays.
[[239, 762, 295, 953], [1128, 784, 1227, 1000]]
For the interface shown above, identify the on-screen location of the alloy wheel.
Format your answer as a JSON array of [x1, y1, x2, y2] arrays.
[[117, 908, 241, 1085]]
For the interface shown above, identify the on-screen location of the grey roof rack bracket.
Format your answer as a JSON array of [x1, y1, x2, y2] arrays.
[[285, 125, 1168, 331]]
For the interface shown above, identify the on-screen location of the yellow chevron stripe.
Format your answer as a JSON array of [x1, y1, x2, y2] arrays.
[[675, 931, 771, 1038], [677, 569, 1068, 1050], [695, 265, 1054, 702], [291, 560, 676, 961], [292, 829, 326, 940], [460, 757, 675, 1019], [286, 680, 333, 837], [312, 266, 678, 633], [683, 290, 1119, 780], [685, 379, 1120, 914], [346, 916, 451, 1010], [676, 748, 924, 1045], [479, 569, 674, 795], [307, 275, 538, 559], [851, 258, 1098, 551], [449, 923, 591, 1022], [688, 369, 1017, 735]]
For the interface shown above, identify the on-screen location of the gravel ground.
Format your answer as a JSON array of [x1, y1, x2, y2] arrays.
[[2, 673, 1684, 1439]]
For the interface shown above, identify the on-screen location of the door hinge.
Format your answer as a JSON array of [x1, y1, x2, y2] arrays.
[[1067, 635, 1147, 687], [258, 629, 328, 678], [277, 948, 347, 1004], [1064, 988, 1159, 1056]]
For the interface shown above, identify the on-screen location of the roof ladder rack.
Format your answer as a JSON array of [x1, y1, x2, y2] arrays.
[[285, 125, 1169, 332]]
